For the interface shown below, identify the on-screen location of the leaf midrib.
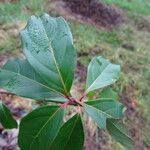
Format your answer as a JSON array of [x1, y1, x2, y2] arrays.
[[28, 107, 62, 150], [109, 120, 134, 141], [86, 100, 123, 118], [40, 18, 69, 96], [64, 114, 80, 149], [0, 103, 8, 122], [84, 103, 113, 118], [0, 68, 64, 97], [86, 63, 110, 93]]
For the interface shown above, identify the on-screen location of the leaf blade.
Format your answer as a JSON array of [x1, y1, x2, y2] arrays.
[[100, 87, 119, 100], [50, 114, 84, 150], [86, 56, 120, 93], [0, 102, 18, 129], [0, 59, 66, 102], [107, 119, 134, 149], [84, 99, 124, 128], [18, 105, 64, 150], [21, 14, 76, 95]]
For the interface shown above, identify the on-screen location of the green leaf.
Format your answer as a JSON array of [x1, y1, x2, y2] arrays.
[[84, 99, 124, 128], [107, 119, 134, 149], [100, 87, 119, 100], [86, 56, 120, 93], [50, 114, 84, 150], [0, 102, 18, 129], [0, 59, 66, 102], [21, 13, 76, 96], [18, 105, 64, 150]]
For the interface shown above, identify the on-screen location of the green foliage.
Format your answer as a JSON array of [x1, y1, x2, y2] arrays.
[[0, 102, 18, 129], [84, 99, 124, 128], [21, 14, 76, 95], [71, 22, 123, 53], [0, 14, 134, 150], [0, 37, 17, 53], [86, 56, 120, 93], [18, 106, 64, 150], [107, 119, 135, 149], [50, 114, 84, 150], [0, 59, 66, 102], [102, 0, 150, 14], [0, 0, 49, 23], [100, 87, 119, 100], [99, 31, 123, 46]]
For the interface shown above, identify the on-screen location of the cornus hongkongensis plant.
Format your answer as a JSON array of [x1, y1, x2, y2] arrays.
[[0, 13, 134, 150]]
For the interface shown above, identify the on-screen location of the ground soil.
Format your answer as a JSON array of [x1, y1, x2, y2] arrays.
[[62, 0, 123, 29]]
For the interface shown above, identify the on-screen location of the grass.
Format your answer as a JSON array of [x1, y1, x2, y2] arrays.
[[0, 0, 49, 54], [0, 37, 16, 53], [70, 22, 133, 54], [0, 0, 150, 148], [102, 0, 150, 14], [0, 0, 49, 23]]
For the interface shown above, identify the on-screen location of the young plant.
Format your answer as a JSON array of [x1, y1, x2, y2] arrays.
[[0, 13, 134, 150]]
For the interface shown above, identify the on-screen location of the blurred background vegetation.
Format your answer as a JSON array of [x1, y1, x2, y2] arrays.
[[0, 0, 150, 149]]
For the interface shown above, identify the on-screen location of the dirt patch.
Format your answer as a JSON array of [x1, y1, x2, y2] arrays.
[[54, 0, 123, 29], [0, 0, 18, 3], [120, 89, 149, 150], [76, 61, 87, 83], [84, 117, 109, 150], [134, 15, 150, 32]]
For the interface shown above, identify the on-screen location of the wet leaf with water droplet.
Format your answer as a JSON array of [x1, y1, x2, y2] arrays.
[[21, 13, 77, 96]]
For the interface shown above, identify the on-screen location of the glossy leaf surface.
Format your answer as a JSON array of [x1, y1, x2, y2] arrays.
[[21, 13, 76, 96], [50, 114, 84, 150], [84, 99, 124, 128], [0, 102, 18, 129], [107, 119, 134, 149], [0, 59, 66, 102], [86, 56, 120, 93], [18, 106, 64, 150]]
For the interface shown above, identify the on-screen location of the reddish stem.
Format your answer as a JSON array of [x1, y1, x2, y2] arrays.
[[79, 93, 87, 102], [61, 101, 70, 108], [65, 95, 70, 100], [63, 93, 85, 107]]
